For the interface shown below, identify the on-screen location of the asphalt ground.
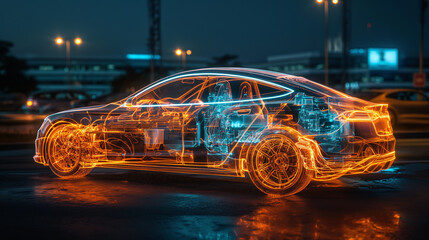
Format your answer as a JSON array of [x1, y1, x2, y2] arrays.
[[0, 138, 428, 239]]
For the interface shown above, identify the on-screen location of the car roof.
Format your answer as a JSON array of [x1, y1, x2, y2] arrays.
[[146, 67, 349, 98], [177, 67, 297, 80]]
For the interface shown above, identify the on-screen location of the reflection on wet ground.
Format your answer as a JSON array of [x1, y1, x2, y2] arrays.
[[236, 196, 401, 239], [1, 163, 428, 239]]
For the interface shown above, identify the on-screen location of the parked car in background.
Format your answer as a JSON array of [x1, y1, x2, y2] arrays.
[[359, 89, 429, 126], [23, 90, 90, 114]]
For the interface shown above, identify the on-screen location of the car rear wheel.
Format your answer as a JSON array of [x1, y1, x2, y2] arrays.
[[46, 124, 92, 178], [248, 134, 311, 196]]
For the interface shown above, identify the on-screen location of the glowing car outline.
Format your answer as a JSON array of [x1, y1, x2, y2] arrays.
[[34, 67, 396, 196]]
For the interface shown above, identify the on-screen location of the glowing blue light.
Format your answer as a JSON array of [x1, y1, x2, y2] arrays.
[[231, 121, 243, 128], [126, 54, 161, 60], [368, 48, 398, 70]]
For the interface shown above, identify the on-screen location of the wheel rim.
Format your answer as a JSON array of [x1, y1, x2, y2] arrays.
[[49, 125, 81, 173], [254, 136, 301, 189]]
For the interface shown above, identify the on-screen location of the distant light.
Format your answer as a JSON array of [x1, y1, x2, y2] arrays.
[[186, 50, 192, 55], [175, 49, 182, 56], [368, 48, 398, 70], [332, 0, 338, 4], [26, 100, 33, 107], [55, 37, 63, 45], [316, 0, 323, 3], [74, 37, 82, 45], [126, 54, 161, 60]]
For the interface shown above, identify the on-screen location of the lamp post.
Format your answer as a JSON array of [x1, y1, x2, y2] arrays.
[[175, 48, 191, 70], [317, 0, 339, 86], [55, 37, 82, 87]]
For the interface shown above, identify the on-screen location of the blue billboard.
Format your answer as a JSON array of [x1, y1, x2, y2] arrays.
[[368, 48, 398, 70]]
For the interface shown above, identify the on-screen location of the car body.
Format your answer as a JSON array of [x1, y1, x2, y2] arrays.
[[34, 68, 396, 195], [23, 90, 90, 114], [360, 89, 429, 126]]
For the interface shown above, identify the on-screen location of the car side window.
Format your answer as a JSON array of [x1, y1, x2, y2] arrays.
[[408, 92, 418, 101], [73, 92, 87, 100], [257, 83, 290, 100], [37, 93, 53, 100], [418, 92, 429, 101], [387, 92, 409, 101], [200, 77, 291, 103], [201, 78, 259, 103], [56, 92, 72, 100], [135, 77, 205, 104]]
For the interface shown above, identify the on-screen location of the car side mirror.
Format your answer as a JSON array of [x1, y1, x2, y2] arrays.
[[125, 97, 133, 107]]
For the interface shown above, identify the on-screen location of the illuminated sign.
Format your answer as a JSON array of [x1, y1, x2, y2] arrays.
[[368, 48, 398, 70], [126, 54, 161, 60]]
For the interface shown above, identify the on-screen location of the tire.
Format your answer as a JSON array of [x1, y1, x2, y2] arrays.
[[248, 134, 311, 196], [45, 123, 92, 179]]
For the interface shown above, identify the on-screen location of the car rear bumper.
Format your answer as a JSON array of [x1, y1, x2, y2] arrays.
[[345, 150, 396, 175]]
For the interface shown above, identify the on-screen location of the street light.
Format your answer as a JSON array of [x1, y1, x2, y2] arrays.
[[55, 36, 82, 87], [316, 0, 339, 86], [175, 48, 191, 70], [74, 37, 82, 45]]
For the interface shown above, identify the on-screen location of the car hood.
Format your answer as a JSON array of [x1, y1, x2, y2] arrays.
[[46, 102, 125, 121]]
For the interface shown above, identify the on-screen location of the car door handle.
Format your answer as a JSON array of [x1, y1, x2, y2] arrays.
[[237, 109, 252, 115]]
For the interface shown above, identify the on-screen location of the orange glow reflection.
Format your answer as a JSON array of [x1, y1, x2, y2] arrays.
[[236, 197, 401, 239]]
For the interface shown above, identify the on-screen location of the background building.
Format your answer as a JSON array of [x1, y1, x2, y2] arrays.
[[24, 56, 209, 96], [247, 48, 429, 93]]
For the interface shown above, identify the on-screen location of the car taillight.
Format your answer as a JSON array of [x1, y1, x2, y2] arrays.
[[338, 110, 373, 121], [336, 104, 393, 136]]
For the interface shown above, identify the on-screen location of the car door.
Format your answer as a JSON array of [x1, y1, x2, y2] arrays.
[[386, 91, 429, 123], [198, 76, 269, 163], [415, 91, 429, 121], [111, 76, 207, 160]]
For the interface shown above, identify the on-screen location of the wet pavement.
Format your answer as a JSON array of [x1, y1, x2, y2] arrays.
[[1, 139, 429, 239]]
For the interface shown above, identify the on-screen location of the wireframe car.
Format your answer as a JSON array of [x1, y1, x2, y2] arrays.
[[359, 89, 429, 127], [34, 68, 396, 195]]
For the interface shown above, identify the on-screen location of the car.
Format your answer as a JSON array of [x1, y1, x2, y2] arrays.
[[33, 68, 396, 196], [359, 89, 429, 127], [23, 90, 90, 114]]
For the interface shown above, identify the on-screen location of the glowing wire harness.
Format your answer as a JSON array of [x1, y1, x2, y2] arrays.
[[34, 68, 396, 196]]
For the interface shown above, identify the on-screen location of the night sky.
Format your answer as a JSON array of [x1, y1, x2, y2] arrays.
[[0, 0, 427, 63]]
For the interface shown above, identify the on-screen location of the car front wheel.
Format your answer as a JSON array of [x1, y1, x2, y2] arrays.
[[45, 123, 92, 178], [248, 134, 311, 196]]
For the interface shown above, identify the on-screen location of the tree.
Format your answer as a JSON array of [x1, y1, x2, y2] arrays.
[[0, 40, 36, 95]]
